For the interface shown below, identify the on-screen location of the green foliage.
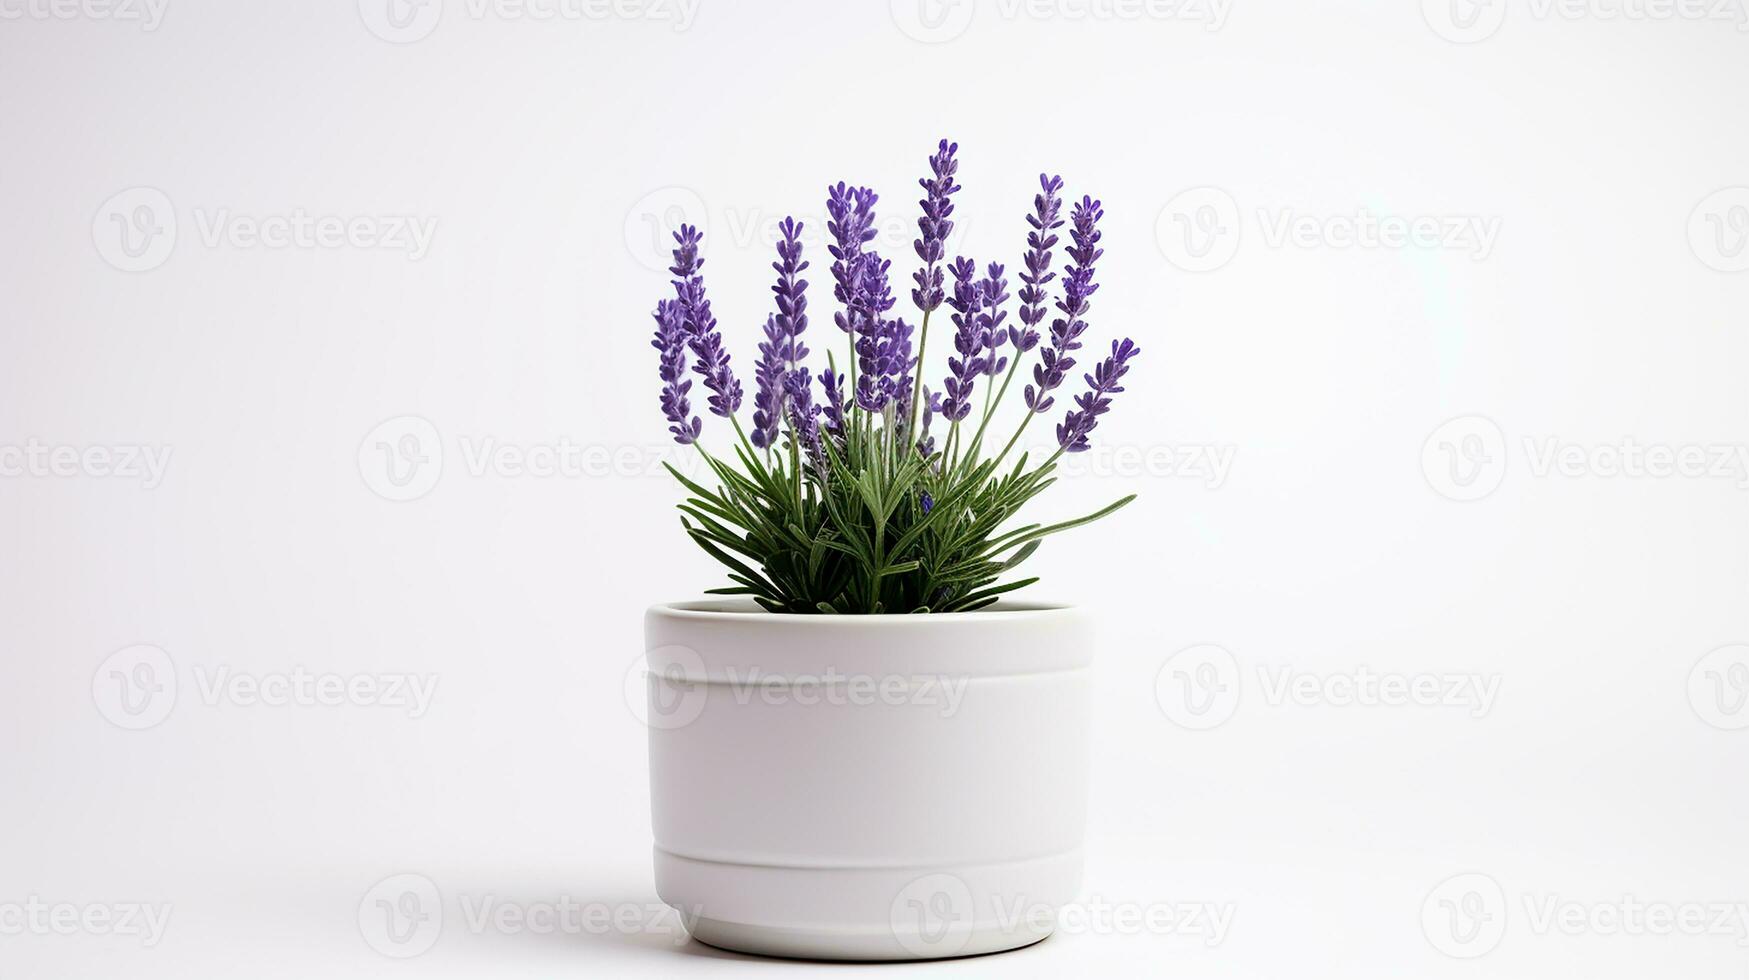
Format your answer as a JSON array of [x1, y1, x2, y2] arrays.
[[668, 346, 1135, 614]]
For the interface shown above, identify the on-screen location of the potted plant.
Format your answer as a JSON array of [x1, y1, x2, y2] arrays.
[[640, 140, 1141, 960]]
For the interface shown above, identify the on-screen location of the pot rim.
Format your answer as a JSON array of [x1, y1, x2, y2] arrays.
[[649, 597, 1080, 624]]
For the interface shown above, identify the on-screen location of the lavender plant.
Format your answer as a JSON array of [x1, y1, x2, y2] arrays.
[[650, 140, 1141, 614]]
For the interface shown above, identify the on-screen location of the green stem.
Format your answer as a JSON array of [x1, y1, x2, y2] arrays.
[[905, 308, 934, 442], [957, 356, 1022, 479]]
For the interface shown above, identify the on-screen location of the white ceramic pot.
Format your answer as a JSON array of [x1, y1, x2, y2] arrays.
[[642, 599, 1093, 961]]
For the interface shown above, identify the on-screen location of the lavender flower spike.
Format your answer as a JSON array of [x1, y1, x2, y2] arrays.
[[977, 261, 1010, 380], [911, 139, 960, 313], [1024, 195, 1104, 415], [819, 366, 847, 436], [1057, 338, 1141, 453], [751, 218, 811, 448], [750, 317, 786, 449], [669, 224, 742, 418], [784, 367, 824, 465], [826, 183, 878, 336], [652, 299, 701, 445], [1010, 174, 1064, 354], [939, 256, 985, 422]]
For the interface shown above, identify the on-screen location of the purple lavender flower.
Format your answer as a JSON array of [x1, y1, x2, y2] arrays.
[[751, 218, 811, 449], [819, 367, 847, 436], [1024, 196, 1103, 415], [1011, 174, 1064, 354], [911, 139, 960, 313], [826, 183, 878, 336], [784, 367, 824, 464], [825, 182, 914, 414], [771, 216, 810, 366], [750, 316, 787, 449], [651, 299, 700, 445], [849, 252, 905, 412], [670, 224, 742, 418], [1057, 338, 1140, 453], [939, 256, 985, 422], [977, 262, 1010, 380], [916, 387, 942, 457]]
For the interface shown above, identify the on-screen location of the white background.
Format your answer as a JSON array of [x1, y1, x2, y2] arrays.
[[4, 0, 1748, 976]]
